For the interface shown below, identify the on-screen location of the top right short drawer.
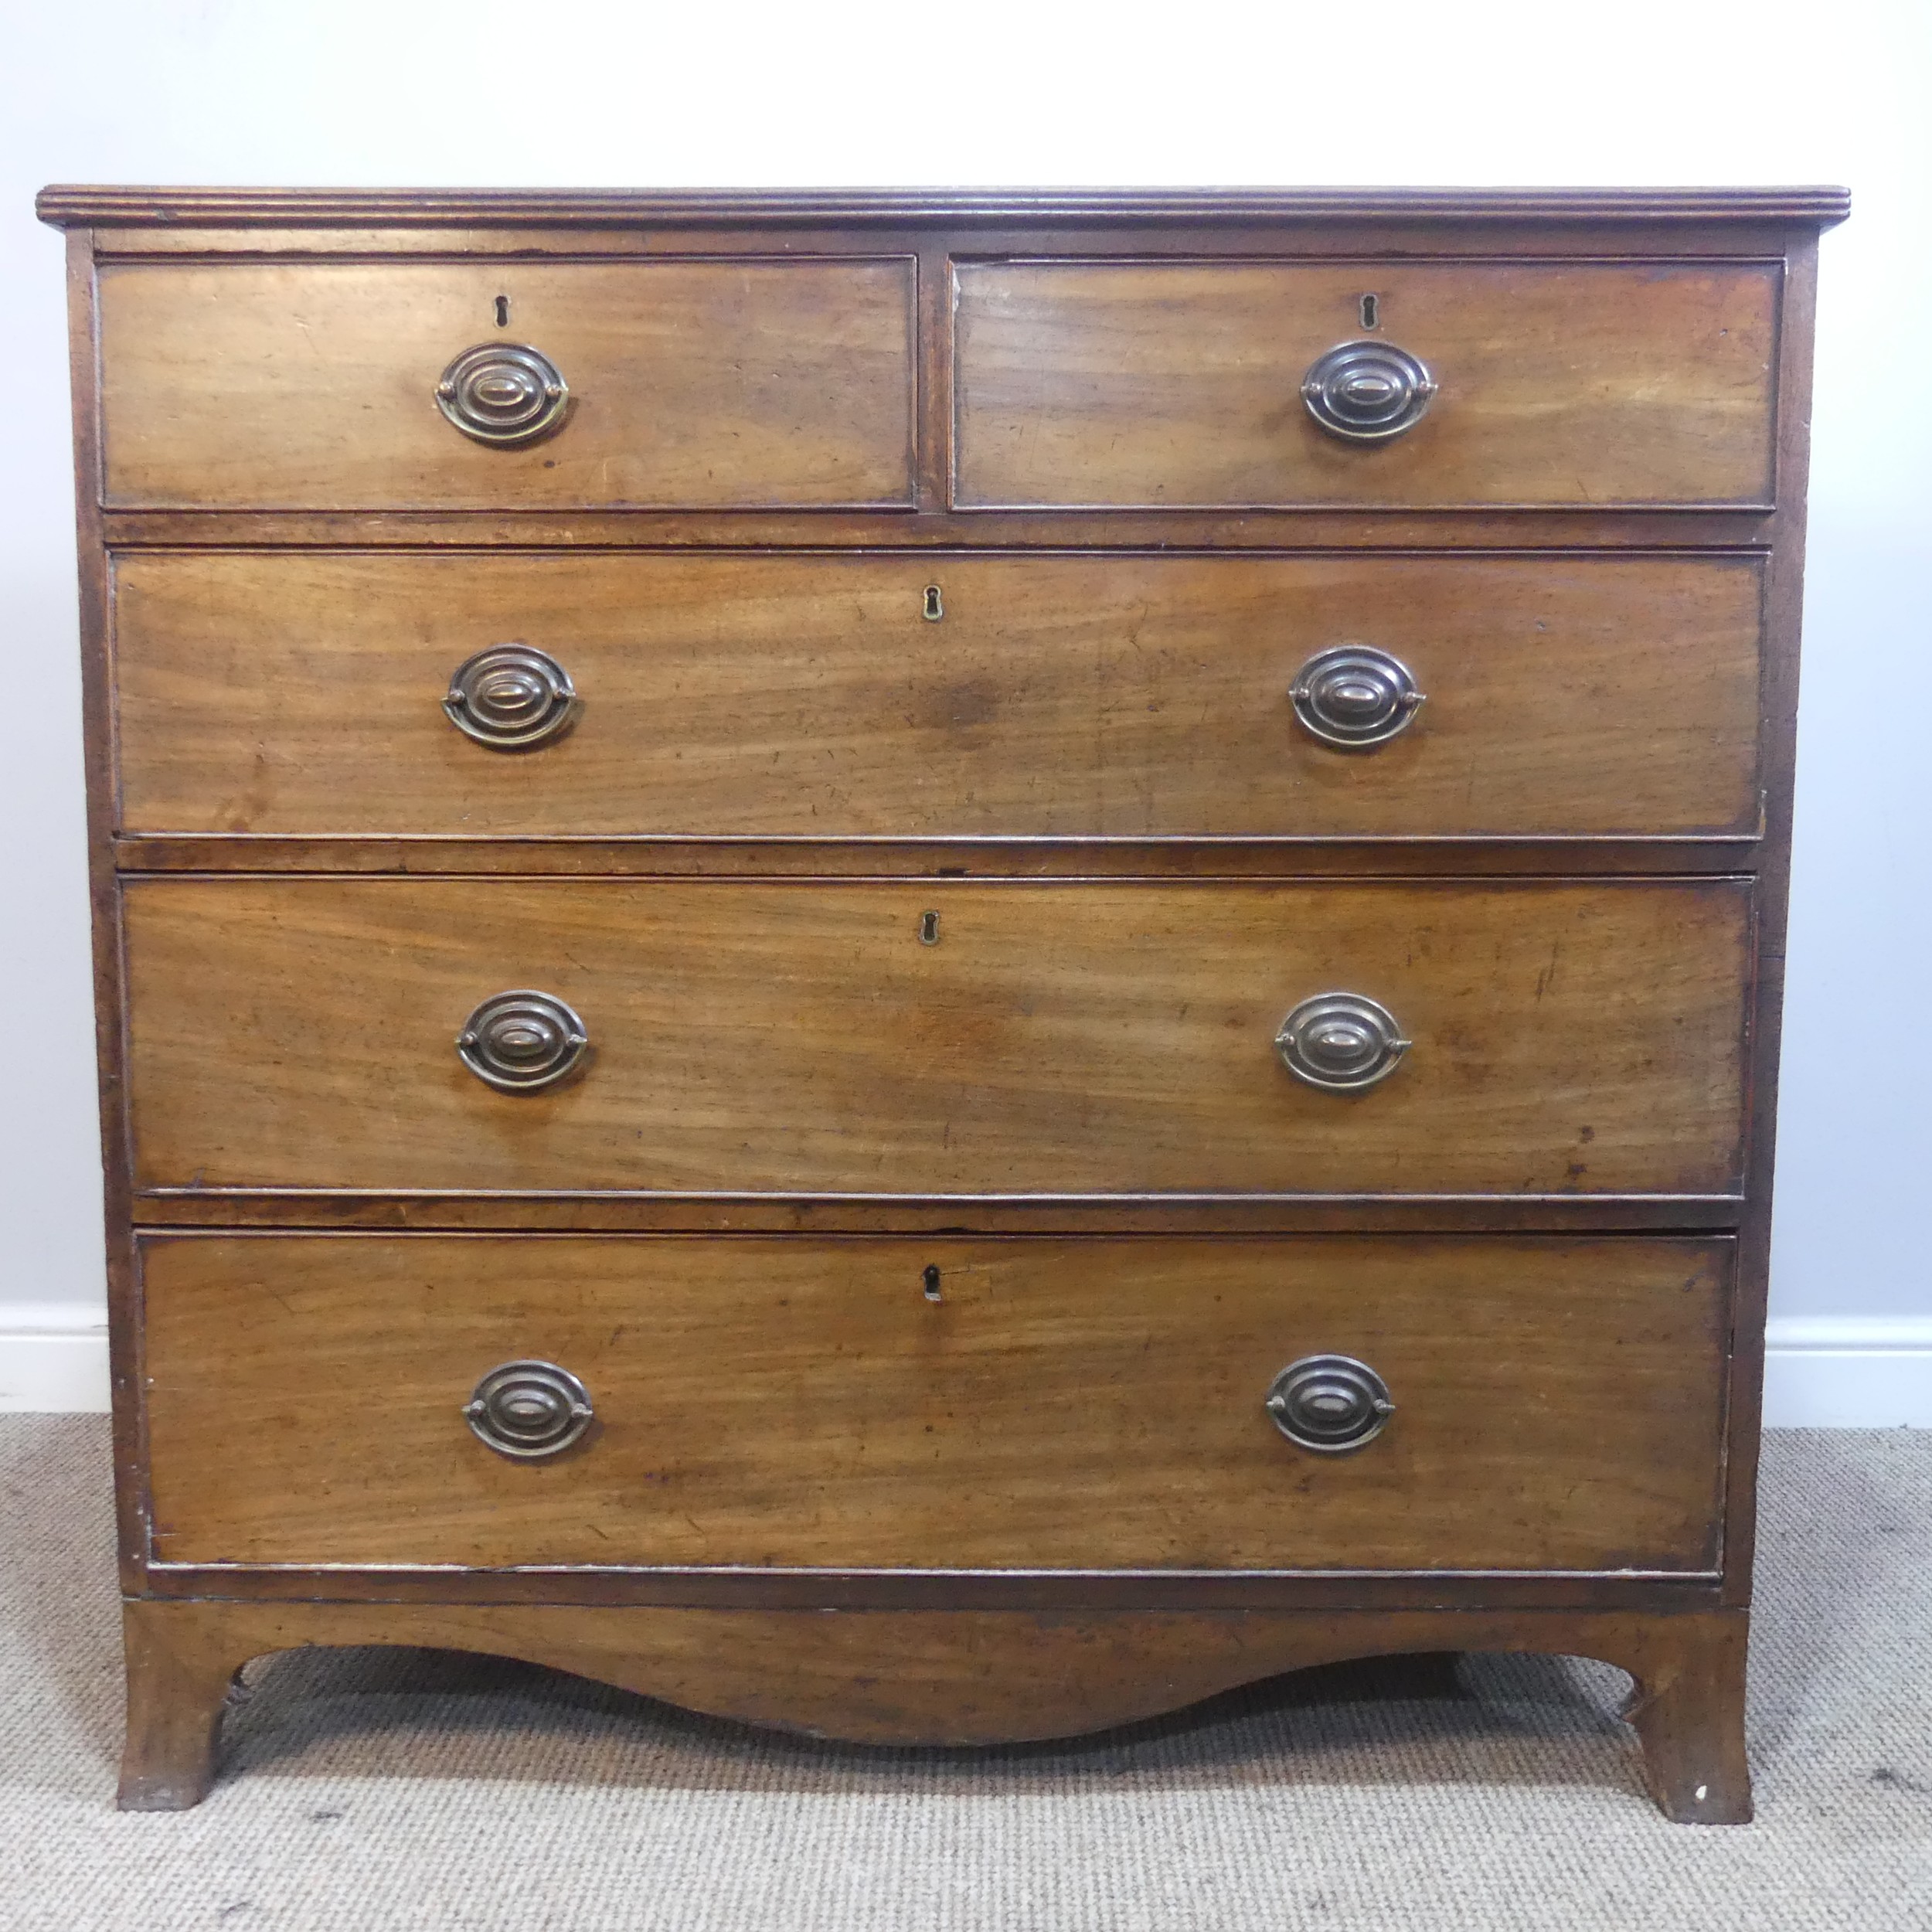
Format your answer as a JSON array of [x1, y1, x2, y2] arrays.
[[953, 260, 1779, 509]]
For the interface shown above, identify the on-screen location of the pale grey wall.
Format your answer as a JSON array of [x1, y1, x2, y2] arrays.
[[0, 0, 1925, 1321]]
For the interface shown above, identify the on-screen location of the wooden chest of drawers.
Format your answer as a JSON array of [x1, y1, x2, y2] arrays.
[[39, 183, 1847, 1820]]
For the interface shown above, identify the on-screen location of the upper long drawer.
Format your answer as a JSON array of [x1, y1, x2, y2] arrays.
[[112, 552, 1763, 842], [96, 260, 917, 510], [954, 261, 1781, 509]]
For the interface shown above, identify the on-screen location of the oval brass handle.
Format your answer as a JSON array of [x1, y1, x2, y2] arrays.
[[1301, 339, 1437, 442], [464, 1359, 594, 1459], [1275, 992, 1410, 1091], [436, 342, 570, 446], [1265, 1354, 1395, 1454], [457, 990, 588, 1094], [1289, 645, 1425, 749], [445, 644, 579, 751]]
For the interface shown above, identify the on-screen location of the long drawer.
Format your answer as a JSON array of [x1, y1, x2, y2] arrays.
[[113, 552, 1764, 841], [139, 1233, 1731, 1573], [122, 879, 1750, 1198], [954, 259, 1780, 508], [96, 259, 917, 509]]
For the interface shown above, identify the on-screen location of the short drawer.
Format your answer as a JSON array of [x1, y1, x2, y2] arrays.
[[113, 551, 1764, 841], [954, 260, 1779, 509], [139, 1233, 1730, 1573], [123, 879, 1750, 1199], [97, 259, 916, 509]]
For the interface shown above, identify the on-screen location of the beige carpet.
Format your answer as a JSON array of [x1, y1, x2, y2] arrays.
[[1, 1419, 1927, 1930]]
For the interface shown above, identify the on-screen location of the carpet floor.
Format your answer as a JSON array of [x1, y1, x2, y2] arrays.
[[1, 1418, 1927, 1930]]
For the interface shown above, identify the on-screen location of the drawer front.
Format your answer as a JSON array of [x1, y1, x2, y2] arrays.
[[954, 260, 1779, 509], [114, 552, 1763, 841], [140, 1233, 1730, 1573], [124, 879, 1749, 1197], [97, 260, 916, 509]]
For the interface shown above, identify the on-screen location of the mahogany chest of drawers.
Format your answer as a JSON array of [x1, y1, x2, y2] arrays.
[[38, 183, 1848, 1819]]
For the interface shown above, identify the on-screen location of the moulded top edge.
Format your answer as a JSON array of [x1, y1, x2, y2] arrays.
[[34, 184, 1854, 230]]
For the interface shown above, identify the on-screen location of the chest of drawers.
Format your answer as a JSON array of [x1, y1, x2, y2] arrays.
[[38, 183, 1847, 1820]]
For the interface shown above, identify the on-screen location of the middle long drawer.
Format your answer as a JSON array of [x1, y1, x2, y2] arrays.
[[124, 878, 1750, 1199]]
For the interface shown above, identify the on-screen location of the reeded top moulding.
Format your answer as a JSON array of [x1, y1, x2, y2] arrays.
[[36, 184, 1852, 230]]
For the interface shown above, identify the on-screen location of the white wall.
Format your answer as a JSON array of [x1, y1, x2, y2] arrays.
[[2, 0, 1927, 1414]]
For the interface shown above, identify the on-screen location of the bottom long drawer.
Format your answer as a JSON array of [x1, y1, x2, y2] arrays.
[[138, 1233, 1730, 1575]]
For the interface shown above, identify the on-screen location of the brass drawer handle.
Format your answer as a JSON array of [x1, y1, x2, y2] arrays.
[[464, 1360, 594, 1459], [1301, 339, 1436, 442], [444, 643, 579, 751], [457, 990, 588, 1094], [1275, 992, 1410, 1091], [1266, 1354, 1395, 1453], [1289, 645, 1425, 749], [435, 342, 570, 446]]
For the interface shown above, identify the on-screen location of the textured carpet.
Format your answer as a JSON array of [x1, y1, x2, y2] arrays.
[[1, 1420, 1927, 1930]]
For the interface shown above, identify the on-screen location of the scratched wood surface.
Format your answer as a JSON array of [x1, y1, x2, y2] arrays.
[[954, 260, 1780, 508], [117, 1594, 1752, 1821], [121, 878, 1751, 1198], [97, 260, 917, 509], [139, 1233, 1730, 1571], [112, 551, 1764, 839]]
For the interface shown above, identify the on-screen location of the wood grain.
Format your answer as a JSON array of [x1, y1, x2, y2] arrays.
[[97, 260, 916, 509], [955, 261, 1780, 509], [113, 836, 1764, 883], [121, 879, 1752, 1198], [114, 1594, 1752, 1818], [98, 505, 1786, 552], [142, 1560, 1721, 1611], [113, 552, 1764, 840], [129, 1192, 1747, 1238], [65, 229, 153, 1591], [41, 183, 1851, 229], [1718, 228, 1825, 1607], [139, 1233, 1730, 1572], [1619, 1604, 1753, 1821]]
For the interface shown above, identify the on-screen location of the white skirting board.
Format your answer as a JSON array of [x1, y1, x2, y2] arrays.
[[0, 1306, 111, 1413], [1758, 1318, 1932, 1428], [2, 1308, 1930, 1423]]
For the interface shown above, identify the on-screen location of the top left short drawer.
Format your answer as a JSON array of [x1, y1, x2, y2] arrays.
[[94, 260, 918, 510]]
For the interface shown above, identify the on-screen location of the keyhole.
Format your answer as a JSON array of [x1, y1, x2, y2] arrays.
[[495, 294, 511, 328], [922, 1265, 943, 1302], [922, 583, 944, 622], [1359, 293, 1379, 330], [919, 910, 940, 945]]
